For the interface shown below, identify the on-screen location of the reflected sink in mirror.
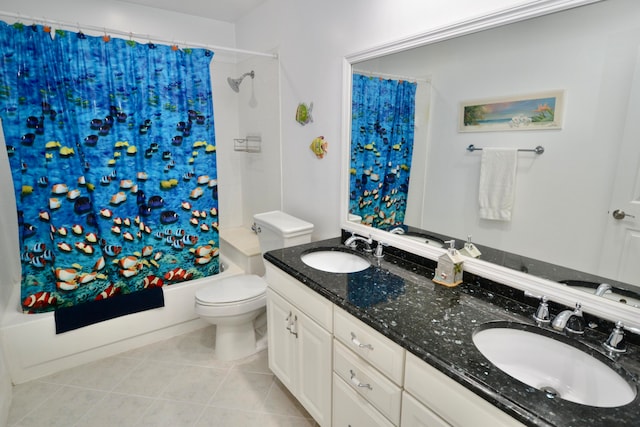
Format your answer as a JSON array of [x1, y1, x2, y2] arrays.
[[301, 248, 371, 273], [399, 232, 445, 248], [472, 322, 637, 408], [560, 280, 640, 309]]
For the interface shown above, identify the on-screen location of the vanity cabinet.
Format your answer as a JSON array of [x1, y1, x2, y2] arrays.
[[265, 264, 333, 426], [265, 261, 526, 427]]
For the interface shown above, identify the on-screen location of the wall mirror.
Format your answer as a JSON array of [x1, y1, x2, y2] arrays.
[[342, 0, 640, 315]]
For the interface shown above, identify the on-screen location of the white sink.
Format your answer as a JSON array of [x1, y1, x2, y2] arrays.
[[472, 324, 637, 407], [301, 250, 371, 273]]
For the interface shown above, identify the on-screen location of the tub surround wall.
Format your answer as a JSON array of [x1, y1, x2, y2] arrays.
[[220, 227, 264, 276], [264, 237, 640, 427], [0, 133, 17, 427], [1, 259, 242, 384]]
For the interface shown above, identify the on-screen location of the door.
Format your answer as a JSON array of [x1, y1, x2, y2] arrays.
[[266, 289, 295, 391], [296, 308, 333, 426], [600, 45, 640, 283], [333, 374, 395, 427], [401, 392, 452, 427]]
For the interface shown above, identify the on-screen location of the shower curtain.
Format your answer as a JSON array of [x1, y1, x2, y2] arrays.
[[350, 74, 417, 229], [0, 22, 220, 314]]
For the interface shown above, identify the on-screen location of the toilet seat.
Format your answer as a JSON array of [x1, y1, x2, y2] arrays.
[[194, 274, 267, 318], [195, 274, 266, 306]]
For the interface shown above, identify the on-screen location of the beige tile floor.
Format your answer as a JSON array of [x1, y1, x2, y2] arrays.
[[8, 326, 317, 427]]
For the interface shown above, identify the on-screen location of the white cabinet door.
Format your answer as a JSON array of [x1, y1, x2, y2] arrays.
[[267, 288, 296, 391], [401, 391, 451, 427], [297, 308, 333, 426], [333, 374, 395, 427], [267, 287, 332, 426], [404, 353, 526, 427]]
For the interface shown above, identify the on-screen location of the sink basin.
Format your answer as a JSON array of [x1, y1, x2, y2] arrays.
[[401, 233, 445, 248], [472, 322, 637, 407], [300, 249, 371, 273]]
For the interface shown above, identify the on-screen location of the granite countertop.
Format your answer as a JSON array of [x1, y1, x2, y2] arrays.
[[264, 237, 640, 427]]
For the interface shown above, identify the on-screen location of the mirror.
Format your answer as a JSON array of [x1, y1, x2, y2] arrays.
[[346, 0, 640, 306]]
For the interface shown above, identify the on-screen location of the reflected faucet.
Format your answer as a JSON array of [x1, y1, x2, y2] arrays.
[[595, 283, 612, 297], [344, 233, 373, 253]]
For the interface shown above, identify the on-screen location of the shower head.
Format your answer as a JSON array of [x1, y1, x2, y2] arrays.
[[227, 71, 255, 92]]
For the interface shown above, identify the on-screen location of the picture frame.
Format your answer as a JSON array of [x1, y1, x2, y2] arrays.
[[459, 90, 564, 132]]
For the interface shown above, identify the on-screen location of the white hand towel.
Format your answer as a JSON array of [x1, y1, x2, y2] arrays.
[[478, 148, 518, 221]]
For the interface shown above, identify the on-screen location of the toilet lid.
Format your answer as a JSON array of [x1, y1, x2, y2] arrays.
[[195, 274, 266, 304]]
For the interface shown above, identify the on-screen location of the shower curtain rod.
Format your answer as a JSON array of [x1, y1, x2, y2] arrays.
[[0, 10, 278, 59], [352, 69, 430, 83]]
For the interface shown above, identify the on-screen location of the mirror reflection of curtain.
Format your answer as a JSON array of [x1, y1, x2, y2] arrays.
[[0, 22, 220, 313], [350, 74, 416, 229]]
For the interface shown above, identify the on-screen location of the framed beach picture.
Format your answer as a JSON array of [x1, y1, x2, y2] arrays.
[[459, 90, 564, 132]]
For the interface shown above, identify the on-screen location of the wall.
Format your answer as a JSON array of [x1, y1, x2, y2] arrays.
[[235, 0, 533, 239]]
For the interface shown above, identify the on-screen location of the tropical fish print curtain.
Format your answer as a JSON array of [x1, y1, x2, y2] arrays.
[[0, 22, 220, 313], [350, 74, 417, 229]]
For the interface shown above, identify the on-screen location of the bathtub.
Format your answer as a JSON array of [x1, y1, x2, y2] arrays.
[[0, 256, 243, 384]]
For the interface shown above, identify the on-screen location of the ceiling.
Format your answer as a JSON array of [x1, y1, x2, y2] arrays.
[[117, 0, 266, 23]]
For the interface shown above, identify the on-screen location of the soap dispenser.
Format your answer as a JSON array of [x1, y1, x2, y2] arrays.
[[458, 235, 481, 258], [433, 240, 464, 287]]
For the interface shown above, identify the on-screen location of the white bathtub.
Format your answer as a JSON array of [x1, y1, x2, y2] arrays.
[[0, 256, 243, 384]]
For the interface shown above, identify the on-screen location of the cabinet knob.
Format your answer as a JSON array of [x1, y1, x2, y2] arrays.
[[350, 332, 374, 350]]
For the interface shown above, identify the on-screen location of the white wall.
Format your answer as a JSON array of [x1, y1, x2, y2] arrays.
[[235, 0, 533, 239]]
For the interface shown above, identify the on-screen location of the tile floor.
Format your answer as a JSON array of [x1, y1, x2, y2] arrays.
[[8, 326, 318, 427]]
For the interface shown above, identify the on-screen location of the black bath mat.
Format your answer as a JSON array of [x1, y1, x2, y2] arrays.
[[54, 287, 165, 334]]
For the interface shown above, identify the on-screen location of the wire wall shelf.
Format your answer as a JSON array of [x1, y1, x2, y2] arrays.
[[234, 135, 261, 153]]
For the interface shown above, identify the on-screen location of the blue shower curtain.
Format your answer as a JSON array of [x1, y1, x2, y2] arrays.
[[0, 22, 220, 313], [350, 74, 416, 229]]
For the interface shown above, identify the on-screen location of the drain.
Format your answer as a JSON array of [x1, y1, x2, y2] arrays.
[[541, 386, 560, 400]]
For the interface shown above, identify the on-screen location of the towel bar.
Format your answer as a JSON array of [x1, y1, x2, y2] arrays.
[[466, 144, 544, 155]]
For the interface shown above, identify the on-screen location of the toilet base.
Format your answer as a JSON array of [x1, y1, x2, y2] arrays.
[[215, 322, 259, 361], [204, 307, 266, 361]]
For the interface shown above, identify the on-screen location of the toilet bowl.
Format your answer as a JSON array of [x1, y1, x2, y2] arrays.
[[194, 211, 314, 361], [195, 274, 267, 361]]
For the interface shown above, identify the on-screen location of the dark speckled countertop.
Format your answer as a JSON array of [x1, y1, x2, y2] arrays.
[[264, 237, 640, 427]]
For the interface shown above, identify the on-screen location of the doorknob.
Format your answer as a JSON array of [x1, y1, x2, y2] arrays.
[[612, 209, 636, 220]]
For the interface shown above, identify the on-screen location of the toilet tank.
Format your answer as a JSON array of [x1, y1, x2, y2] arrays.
[[253, 211, 314, 254]]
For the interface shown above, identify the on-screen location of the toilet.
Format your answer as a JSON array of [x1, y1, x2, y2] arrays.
[[195, 211, 314, 360]]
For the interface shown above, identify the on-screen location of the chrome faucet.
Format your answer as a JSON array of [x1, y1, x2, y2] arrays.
[[595, 283, 612, 297], [551, 302, 585, 335], [603, 321, 627, 354], [374, 241, 385, 259], [344, 233, 373, 252], [524, 291, 550, 326], [389, 226, 405, 235]]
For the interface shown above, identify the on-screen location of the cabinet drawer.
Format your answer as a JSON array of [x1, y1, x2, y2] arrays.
[[404, 352, 526, 427], [334, 306, 405, 385], [401, 391, 451, 427], [334, 340, 402, 425], [265, 262, 333, 331], [333, 373, 395, 427]]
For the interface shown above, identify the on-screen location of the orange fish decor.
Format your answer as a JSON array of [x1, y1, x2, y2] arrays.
[[309, 136, 328, 159]]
